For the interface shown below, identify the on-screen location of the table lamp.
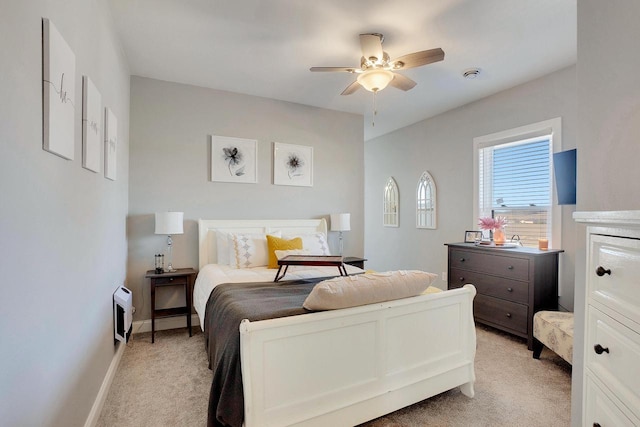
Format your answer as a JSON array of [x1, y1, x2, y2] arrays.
[[330, 213, 350, 255], [155, 211, 184, 272]]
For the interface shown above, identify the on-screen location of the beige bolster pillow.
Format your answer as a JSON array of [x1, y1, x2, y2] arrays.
[[303, 270, 438, 310]]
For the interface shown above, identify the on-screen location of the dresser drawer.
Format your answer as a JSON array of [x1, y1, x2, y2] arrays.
[[449, 268, 528, 304], [153, 276, 188, 286], [585, 375, 640, 427], [586, 306, 640, 415], [474, 294, 528, 334], [450, 249, 529, 281], [589, 234, 640, 325]]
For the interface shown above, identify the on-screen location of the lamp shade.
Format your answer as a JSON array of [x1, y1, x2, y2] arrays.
[[357, 70, 394, 92], [330, 213, 351, 232], [155, 212, 184, 235]]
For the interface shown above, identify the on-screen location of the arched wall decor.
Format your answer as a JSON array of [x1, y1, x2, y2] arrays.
[[416, 171, 436, 229], [383, 177, 399, 227]]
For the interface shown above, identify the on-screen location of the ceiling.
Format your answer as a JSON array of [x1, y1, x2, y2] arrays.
[[109, 0, 576, 140]]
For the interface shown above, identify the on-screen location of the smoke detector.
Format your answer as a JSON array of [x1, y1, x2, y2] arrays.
[[463, 68, 481, 79]]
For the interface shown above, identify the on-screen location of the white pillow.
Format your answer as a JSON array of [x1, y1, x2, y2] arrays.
[[303, 270, 438, 310], [284, 233, 331, 255], [216, 230, 231, 265], [274, 249, 311, 260], [230, 232, 281, 268]]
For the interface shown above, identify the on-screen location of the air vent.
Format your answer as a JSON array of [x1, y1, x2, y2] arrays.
[[463, 68, 481, 79]]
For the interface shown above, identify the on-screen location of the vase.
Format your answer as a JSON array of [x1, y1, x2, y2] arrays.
[[493, 228, 506, 245]]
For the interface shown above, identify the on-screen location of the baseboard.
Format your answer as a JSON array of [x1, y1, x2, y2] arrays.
[[84, 340, 126, 427], [132, 314, 200, 334]]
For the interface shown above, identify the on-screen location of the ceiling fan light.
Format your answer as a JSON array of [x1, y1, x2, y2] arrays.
[[357, 69, 394, 92]]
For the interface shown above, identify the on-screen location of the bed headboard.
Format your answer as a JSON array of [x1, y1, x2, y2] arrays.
[[198, 218, 328, 270]]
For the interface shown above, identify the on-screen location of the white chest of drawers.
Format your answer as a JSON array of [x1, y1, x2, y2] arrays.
[[575, 211, 640, 426]]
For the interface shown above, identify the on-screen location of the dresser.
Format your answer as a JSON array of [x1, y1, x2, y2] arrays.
[[574, 211, 640, 426], [446, 243, 563, 350]]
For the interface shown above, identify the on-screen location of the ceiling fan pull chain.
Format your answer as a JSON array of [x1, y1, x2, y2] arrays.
[[372, 91, 377, 127]]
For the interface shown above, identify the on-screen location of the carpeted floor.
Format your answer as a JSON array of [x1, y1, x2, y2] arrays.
[[97, 324, 571, 427]]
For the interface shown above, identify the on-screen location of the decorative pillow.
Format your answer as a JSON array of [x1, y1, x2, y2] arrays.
[[284, 233, 330, 255], [274, 249, 311, 260], [303, 270, 438, 310], [216, 230, 231, 265], [266, 235, 303, 269], [230, 232, 281, 269]]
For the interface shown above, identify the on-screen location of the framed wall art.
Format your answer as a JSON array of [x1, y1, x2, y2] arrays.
[[104, 107, 117, 181], [383, 177, 399, 227], [82, 76, 102, 172], [42, 18, 76, 160], [273, 142, 313, 187], [210, 135, 258, 184]]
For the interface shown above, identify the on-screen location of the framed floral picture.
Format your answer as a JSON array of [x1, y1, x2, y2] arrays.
[[42, 18, 76, 160], [82, 76, 102, 173], [211, 135, 258, 183], [273, 142, 313, 187], [104, 107, 117, 181]]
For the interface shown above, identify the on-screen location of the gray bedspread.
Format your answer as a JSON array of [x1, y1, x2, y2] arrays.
[[204, 277, 325, 427]]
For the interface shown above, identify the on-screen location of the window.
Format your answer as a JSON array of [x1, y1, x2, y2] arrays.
[[474, 118, 562, 248], [383, 177, 399, 227], [416, 171, 436, 229]]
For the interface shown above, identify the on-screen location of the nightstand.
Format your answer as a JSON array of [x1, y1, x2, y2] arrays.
[[343, 256, 367, 270], [145, 268, 196, 343]]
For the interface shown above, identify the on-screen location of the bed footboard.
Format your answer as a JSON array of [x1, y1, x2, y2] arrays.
[[240, 285, 476, 427]]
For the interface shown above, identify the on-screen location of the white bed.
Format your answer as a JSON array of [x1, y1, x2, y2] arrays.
[[196, 218, 477, 427]]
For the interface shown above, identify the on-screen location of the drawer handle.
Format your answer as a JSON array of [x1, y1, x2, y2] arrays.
[[595, 266, 611, 277], [459, 277, 465, 282], [507, 265, 514, 270], [594, 344, 609, 355], [507, 287, 513, 292], [169, 277, 174, 281], [459, 258, 466, 262], [506, 313, 512, 318]]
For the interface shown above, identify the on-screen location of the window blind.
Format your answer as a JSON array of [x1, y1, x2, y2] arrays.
[[478, 138, 552, 247]]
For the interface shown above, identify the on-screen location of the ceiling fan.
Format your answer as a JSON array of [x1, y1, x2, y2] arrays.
[[310, 33, 445, 95]]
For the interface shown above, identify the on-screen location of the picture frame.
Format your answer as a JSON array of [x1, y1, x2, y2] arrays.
[[210, 135, 258, 184], [104, 107, 117, 181], [42, 18, 76, 160], [82, 76, 102, 173], [273, 142, 313, 187], [464, 230, 483, 243]]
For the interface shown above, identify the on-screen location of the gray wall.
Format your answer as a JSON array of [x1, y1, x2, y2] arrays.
[[365, 66, 577, 310], [572, 1, 640, 424], [0, 1, 130, 426], [128, 77, 364, 322]]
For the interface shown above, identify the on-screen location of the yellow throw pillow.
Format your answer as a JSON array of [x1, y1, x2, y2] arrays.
[[266, 235, 303, 269]]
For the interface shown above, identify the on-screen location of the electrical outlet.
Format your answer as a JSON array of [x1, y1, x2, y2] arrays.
[[442, 272, 447, 281]]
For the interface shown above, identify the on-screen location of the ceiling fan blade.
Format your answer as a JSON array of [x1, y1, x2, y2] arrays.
[[389, 73, 417, 91], [341, 80, 362, 96], [359, 33, 383, 62], [310, 66, 357, 73], [391, 48, 445, 70]]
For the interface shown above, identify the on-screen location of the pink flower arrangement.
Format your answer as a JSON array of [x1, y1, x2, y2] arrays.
[[478, 216, 507, 231]]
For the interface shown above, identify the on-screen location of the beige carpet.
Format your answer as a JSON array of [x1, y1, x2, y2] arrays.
[[97, 325, 571, 427]]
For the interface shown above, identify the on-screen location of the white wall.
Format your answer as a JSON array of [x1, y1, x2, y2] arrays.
[[572, 1, 640, 424], [127, 77, 364, 322], [0, 1, 130, 426], [364, 66, 577, 309]]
